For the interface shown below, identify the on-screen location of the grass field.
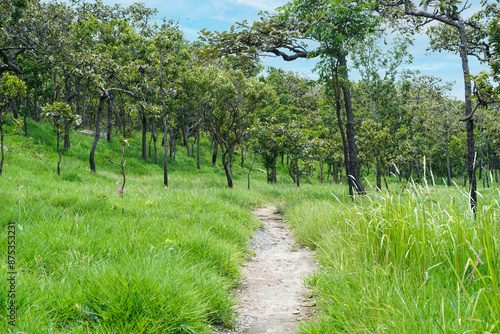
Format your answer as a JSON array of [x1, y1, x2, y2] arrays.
[[1, 118, 499, 333]]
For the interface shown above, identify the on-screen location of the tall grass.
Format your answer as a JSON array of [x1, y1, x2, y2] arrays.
[[285, 185, 499, 333]]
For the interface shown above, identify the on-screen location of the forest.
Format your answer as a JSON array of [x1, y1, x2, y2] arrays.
[[0, 0, 499, 333]]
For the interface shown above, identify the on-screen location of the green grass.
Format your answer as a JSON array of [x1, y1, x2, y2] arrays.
[[1, 117, 499, 333], [0, 119, 272, 333], [284, 184, 500, 333]]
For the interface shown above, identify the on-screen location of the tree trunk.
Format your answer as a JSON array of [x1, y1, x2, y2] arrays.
[[148, 127, 153, 158], [376, 164, 382, 191], [222, 148, 233, 188], [75, 76, 81, 126], [212, 140, 218, 165], [151, 122, 157, 164], [141, 112, 147, 160], [320, 158, 324, 183], [11, 100, 18, 119], [57, 132, 61, 176], [339, 54, 365, 196], [196, 128, 201, 170], [241, 146, 245, 167], [163, 114, 169, 187], [332, 64, 352, 194], [454, 25, 477, 211], [89, 95, 106, 172]]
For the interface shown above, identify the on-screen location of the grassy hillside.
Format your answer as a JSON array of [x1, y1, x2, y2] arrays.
[[1, 118, 499, 333], [0, 119, 278, 333]]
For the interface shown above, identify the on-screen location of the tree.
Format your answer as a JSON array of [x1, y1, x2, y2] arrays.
[[378, 0, 483, 210], [185, 65, 275, 188], [0, 72, 26, 176], [351, 35, 413, 189], [42, 101, 81, 175], [108, 136, 133, 196], [200, 0, 379, 195], [149, 19, 186, 187]]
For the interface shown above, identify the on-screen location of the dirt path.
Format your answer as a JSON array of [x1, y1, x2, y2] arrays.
[[217, 205, 316, 333]]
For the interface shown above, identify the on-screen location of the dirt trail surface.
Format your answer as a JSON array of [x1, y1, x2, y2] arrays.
[[217, 205, 316, 333]]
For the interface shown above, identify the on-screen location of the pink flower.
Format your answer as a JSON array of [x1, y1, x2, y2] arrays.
[[165, 186, 168, 189], [195, 181, 198, 184], [9, 177, 11, 180], [140, 190, 142, 194], [96, 181, 98, 184], [17, 183, 19, 187], [181, 185, 183, 187], [119, 188, 123, 194]]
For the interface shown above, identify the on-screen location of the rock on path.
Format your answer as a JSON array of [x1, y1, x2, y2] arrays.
[[218, 205, 316, 334]]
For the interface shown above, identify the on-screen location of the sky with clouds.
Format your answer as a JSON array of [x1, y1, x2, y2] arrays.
[[102, 0, 488, 99]]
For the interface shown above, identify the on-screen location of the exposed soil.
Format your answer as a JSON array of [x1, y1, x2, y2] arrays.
[[216, 205, 316, 333]]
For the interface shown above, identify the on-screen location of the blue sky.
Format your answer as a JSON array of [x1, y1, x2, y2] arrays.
[[105, 0, 489, 99]]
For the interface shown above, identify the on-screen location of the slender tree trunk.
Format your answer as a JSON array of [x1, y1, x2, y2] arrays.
[[163, 114, 168, 187], [148, 127, 153, 158], [196, 128, 201, 170], [11, 100, 18, 119], [142, 112, 147, 160], [75, 76, 81, 126], [376, 164, 382, 191], [320, 158, 324, 183], [90, 95, 106, 172], [212, 140, 218, 165], [452, 25, 477, 211], [152, 122, 158, 164], [333, 69, 350, 194], [339, 54, 365, 195], [191, 136, 196, 157], [222, 148, 233, 188], [57, 132, 61, 176], [241, 146, 245, 167]]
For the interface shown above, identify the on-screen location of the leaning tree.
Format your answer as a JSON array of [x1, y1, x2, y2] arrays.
[[376, 0, 496, 210], [200, 0, 381, 195]]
